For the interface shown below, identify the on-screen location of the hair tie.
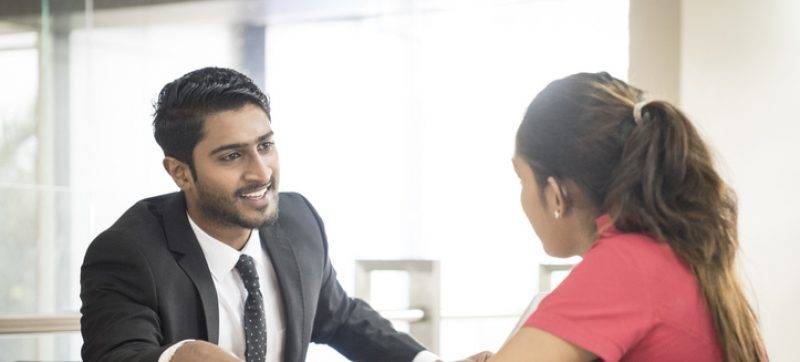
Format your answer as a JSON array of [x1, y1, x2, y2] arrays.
[[632, 101, 649, 125]]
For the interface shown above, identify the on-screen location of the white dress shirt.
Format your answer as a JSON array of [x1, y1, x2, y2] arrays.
[[160, 215, 285, 361], [160, 214, 440, 362]]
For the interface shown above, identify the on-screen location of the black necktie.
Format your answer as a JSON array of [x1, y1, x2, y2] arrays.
[[235, 254, 267, 362]]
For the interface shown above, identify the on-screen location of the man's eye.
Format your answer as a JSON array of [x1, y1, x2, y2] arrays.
[[221, 152, 241, 161], [258, 141, 274, 152]]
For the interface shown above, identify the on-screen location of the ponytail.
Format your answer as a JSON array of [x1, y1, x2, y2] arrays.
[[606, 100, 767, 361]]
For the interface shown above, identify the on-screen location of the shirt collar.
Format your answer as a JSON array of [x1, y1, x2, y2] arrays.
[[595, 214, 618, 239], [187, 213, 263, 282]]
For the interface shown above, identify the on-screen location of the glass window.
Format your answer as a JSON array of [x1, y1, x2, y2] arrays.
[[266, 1, 628, 359], [0, 1, 253, 359], [0, 0, 628, 360]]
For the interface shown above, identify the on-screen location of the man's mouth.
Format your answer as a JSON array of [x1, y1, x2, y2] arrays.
[[238, 181, 273, 200]]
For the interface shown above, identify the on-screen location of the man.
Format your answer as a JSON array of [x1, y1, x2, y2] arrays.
[[80, 67, 439, 362]]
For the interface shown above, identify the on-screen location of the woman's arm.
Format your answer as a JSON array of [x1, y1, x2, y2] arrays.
[[489, 327, 596, 362]]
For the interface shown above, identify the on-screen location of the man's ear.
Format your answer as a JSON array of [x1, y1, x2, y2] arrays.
[[163, 157, 194, 191]]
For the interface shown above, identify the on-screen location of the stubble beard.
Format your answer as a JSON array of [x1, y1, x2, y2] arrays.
[[195, 180, 279, 230]]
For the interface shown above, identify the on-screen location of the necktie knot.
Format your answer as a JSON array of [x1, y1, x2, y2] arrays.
[[235, 254, 261, 293]]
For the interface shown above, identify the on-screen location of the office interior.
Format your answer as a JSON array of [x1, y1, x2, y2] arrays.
[[0, 0, 798, 360]]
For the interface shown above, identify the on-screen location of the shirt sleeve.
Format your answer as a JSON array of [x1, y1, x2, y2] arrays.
[[158, 340, 194, 362], [524, 242, 655, 362], [412, 350, 442, 362]]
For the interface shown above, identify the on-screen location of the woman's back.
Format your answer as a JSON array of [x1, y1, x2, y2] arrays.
[[525, 215, 724, 361]]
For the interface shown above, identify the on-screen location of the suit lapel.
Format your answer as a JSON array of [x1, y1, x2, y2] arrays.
[[160, 193, 220, 344], [261, 220, 306, 362], [156, 192, 307, 357]]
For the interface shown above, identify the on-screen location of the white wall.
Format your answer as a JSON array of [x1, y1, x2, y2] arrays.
[[628, 0, 680, 104], [680, 1, 800, 359]]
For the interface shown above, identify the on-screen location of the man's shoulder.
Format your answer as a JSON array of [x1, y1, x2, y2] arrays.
[[277, 191, 306, 207], [276, 191, 318, 223], [272, 191, 326, 239], [88, 192, 182, 254], [110, 192, 180, 232]]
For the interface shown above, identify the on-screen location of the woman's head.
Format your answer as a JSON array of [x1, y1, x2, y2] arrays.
[[514, 72, 766, 361], [514, 72, 641, 256]]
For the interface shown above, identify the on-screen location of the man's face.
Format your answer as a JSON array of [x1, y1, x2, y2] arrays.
[[186, 103, 279, 229]]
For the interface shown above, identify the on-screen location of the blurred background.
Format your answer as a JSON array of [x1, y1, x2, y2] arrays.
[[0, 0, 797, 360]]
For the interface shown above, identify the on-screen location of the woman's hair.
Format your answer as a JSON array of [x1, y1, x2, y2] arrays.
[[516, 72, 767, 361]]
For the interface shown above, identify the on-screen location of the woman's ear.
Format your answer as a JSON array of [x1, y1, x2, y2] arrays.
[[546, 176, 568, 219]]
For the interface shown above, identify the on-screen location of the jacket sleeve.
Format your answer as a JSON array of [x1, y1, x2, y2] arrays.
[[80, 231, 170, 362], [298, 195, 427, 362]]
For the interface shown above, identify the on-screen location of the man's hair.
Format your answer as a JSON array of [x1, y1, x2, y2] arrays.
[[153, 67, 270, 175]]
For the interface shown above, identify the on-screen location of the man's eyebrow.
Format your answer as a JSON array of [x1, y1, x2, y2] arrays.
[[209, 131, 274, 156], [256, 131, 274, 142]]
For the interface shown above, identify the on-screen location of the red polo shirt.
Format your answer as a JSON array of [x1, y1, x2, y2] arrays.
[[525, 215, 724, 361]]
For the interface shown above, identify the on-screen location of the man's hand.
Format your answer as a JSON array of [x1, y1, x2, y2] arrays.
[[171, 340, 242, 362], [454, 351, 494, 362]]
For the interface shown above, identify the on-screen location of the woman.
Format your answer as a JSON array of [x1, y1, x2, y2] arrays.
[[474, 73, 766, 361]]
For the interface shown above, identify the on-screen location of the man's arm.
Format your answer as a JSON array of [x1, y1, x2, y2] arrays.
[[297, 195, 428, 362], [311, 258, 427, 361], [80, 231, 169, 362]]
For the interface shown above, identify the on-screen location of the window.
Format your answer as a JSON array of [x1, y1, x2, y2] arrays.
[[266, 1, 628, 359], [0, 0, 628, 360]]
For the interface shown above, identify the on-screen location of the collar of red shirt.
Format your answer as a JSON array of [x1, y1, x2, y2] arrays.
[[595, 214, 618, 239]]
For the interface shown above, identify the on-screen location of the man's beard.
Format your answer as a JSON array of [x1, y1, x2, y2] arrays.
[[195, 180, 278, 229]]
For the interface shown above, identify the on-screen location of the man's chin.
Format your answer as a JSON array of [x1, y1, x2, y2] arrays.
[[237, 207, 278, 229]]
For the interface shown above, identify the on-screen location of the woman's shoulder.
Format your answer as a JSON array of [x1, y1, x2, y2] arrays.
[[586, 215, 673, 263], [585, 226, 684, 274], [579, 228, 698, 309]]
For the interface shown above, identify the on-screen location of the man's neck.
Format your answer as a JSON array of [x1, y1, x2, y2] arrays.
[[186, 205, 251, 251]]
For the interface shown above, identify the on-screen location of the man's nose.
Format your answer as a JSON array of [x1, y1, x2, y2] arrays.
[[245, 155, 273, 183]]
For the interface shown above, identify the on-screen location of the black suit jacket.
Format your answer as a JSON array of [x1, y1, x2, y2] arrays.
[[80, 192, 425, 362]]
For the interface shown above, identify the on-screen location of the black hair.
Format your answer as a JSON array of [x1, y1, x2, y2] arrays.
[[152, 67, 270, 177]]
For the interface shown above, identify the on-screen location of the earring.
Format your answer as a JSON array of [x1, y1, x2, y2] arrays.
[[554, 210, 561, 219]]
